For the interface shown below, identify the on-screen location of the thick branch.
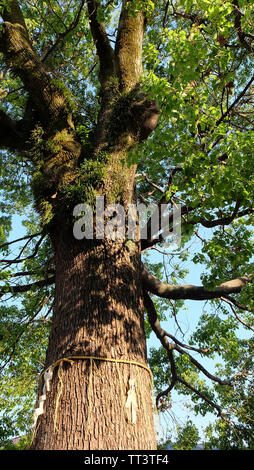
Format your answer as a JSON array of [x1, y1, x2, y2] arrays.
[[0, 1, 70, 126], [115, 0, 144, 91], [141, 263, 251, 300], [86, 1, 116, 152], [0, 276, 55, 298], [87, 0, 115, 86], [143, 288, 175, 353]]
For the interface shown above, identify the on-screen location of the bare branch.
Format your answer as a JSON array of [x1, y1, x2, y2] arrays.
[[162, 1, 170, 28], [221, 295, 251, 312], [41, 0, 86, 62], [163, 330, 213, 355], [191, 200, 241, 228], [194, 207, 254, 229], [2, 269, 55, 279], [146, 246, 189, 256], [221, 297, 254, 332], [141, 202, 190, 251], [174, 343, 231, 386], [0, 234, 46, 265], [0, 232, 43, 250], [136, 173, 165, 194], [169, 1, 206, 26], [141, 197, 252, 251]]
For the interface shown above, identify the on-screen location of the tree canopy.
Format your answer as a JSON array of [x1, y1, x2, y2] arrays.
[[0, 0, 253, 449]]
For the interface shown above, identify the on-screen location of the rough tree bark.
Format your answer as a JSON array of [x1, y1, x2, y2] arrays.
[[1, 0, 251, 450], [31, 230, 156, 450]]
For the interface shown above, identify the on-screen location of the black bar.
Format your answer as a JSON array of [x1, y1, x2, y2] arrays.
[[1, 449, 251, 465]]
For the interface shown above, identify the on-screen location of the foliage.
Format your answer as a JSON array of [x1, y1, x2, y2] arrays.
[[0, 0, 253, 449]]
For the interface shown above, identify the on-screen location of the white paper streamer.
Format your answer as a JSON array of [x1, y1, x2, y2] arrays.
[[125, 378, 137, 424], [33, 367, 53, 428]]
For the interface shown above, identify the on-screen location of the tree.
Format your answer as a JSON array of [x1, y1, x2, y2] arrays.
[[159, 419, 200, 450], [0, 0, 253, 450]]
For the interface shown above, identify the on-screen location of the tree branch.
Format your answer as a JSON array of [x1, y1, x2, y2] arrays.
[[141, 201, 190, 251], [141, 196, 253, 251], [169, 1, 206, 27], [0, 276, 55, 299], [41, 0, 86, 62], [0, 108, 34, 151], [162, 330, 213, 355], [232, 0, 253, 52], [177, 376, 224, 418], [0, 1, 70, 126], [216, 72, 254, 127], [192, 207, 254, 229], [221, 294, 251, 312], [86, 0, 115, 86], [174, 343, 231, 386], [0, 232, 43, 250], [221, 296, 254, 332], [136, 173, 165, 194], [0, 233, 46, 265], [115, 0, 144, 91], [141, 263, 252, 301], [143, 289, 177, 407], [86, 1, 116, 152], [143, 290, 231, 414], [1, 269, 55, 279]]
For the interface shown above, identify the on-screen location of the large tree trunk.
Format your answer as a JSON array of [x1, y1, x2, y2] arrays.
[[24, 0, 158, 448], [30, 224, 157, 449]]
